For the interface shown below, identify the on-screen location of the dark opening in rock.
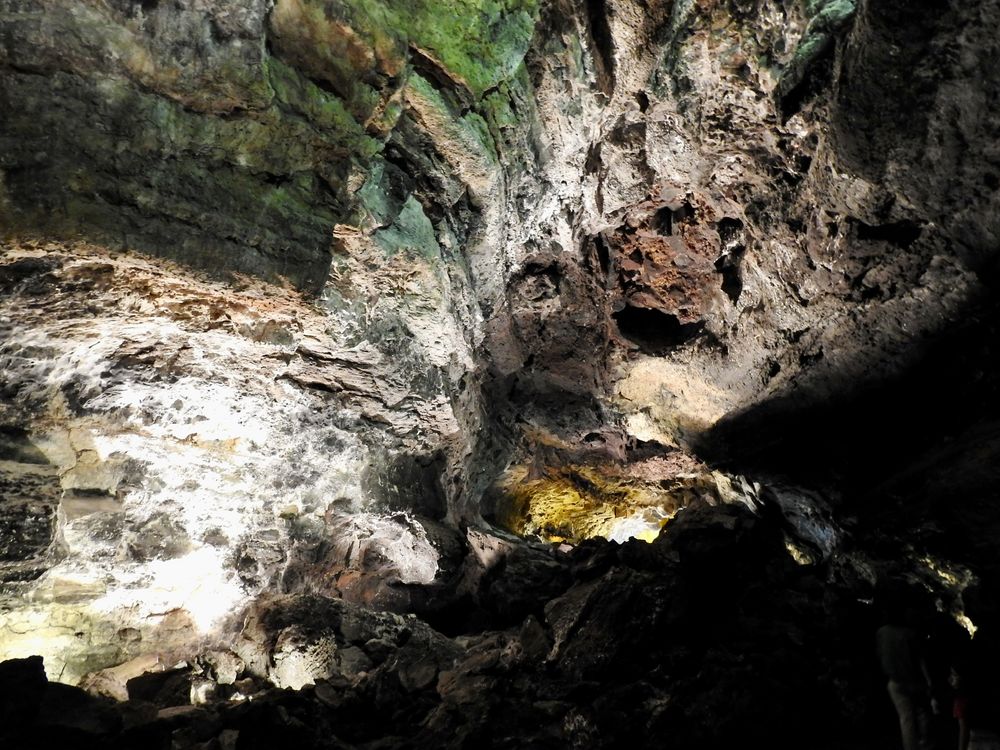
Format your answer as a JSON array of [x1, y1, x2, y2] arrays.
[[585, 0, 615, 95], [856, 220, 923, 248], [593, 235, 610, 276], [585, 142, 602, 174], [715, 255, 744, 303], [715, 217, 747, 303], [653, 207, 673, 236], [613, 304, 704, 353], [672, 201, 695, 223]]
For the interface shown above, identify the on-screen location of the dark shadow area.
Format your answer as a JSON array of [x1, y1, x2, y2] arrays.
[[613, 304, 704, 353], [361, 450, 448, 520], [0, 70, 341, 293], [697, 272, 1000, 609], [0, 426, 49, 464], [714, 217, 746, 303], [592, 234, 611, 276], [832, 0, 953, 180], [855, 219, 923, 248], [585, 0, 615, 96], [699, 286, 1000, 493], [653, 206, 674, 235], [779, 41, 836, 121]]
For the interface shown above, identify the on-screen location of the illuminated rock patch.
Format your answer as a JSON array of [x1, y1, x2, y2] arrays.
[[0, 241, 472, 682], [490, 454, 758, 545]]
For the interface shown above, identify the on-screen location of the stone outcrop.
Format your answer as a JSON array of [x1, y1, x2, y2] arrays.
[[0, 242, 470, 680], [3, 0, 995, 470], [1, 500, 983, 749]]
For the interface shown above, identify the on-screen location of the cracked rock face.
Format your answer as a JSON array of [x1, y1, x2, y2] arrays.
[[0, 243, 470, 680], [3, 0, 993, 466], [2, 0, 1000, 747]]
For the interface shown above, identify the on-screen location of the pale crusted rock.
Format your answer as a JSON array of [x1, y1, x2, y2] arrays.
[[0, 245, 474, 680], [79, 653, 163, 702], [234, 594, 461, 691]]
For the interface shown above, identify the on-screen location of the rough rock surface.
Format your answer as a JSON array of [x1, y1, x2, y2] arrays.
[[0, 243, 470, 680], [0, 501, 983, 749], [1, 0, 1000, 747]]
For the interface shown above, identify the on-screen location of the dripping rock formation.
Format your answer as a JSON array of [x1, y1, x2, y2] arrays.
[[1, 0, 999, 747]]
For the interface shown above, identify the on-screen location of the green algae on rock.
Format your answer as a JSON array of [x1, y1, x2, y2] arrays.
[[0, 0, 538, 291]]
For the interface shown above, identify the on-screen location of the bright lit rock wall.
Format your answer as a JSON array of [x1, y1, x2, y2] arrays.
[[0, 244, 467, 680]]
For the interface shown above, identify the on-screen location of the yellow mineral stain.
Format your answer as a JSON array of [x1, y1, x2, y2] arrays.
[[494, 464, 680, 545]]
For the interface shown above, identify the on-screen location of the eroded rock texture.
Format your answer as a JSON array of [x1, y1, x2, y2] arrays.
[[2, 0, 1000, 747], [0, 243, 479, 680]]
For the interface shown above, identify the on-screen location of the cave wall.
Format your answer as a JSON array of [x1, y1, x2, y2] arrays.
[[6, 0, 996, 453], [1, 0, 998, 709]]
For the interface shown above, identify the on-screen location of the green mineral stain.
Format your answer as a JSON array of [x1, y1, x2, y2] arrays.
[[356, 161, 399, 227], [482, 86, 518, 131], [267, 56, 381, 158], [806, 0, 856, 33], [407, 73, 500, 174], [4, 0, 541, 289], [777, 0, 857, 100], [462, 111, 498, 160], [392, 0, 539, 95], [299, 0, 539, 98], [804, 0, 855, 23], [374, 195, 440, 259]]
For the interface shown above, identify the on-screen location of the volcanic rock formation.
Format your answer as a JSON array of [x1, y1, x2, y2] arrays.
[[1, 0, 999, 747]]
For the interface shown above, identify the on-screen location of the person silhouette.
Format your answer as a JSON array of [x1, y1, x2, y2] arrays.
[[877, 599, 935, 750]]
